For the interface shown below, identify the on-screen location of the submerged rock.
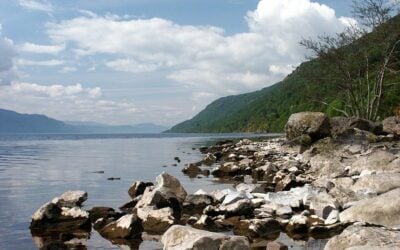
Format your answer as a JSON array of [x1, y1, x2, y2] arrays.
[[161, 225, 250, 250]]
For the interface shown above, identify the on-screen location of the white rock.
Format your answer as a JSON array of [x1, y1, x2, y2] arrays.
[[61, 207, 89, 219], [161, 225, 250, 250], [194, 189, 208, 195], [325, 210, 339, 225], [116, 214, 136, 229]]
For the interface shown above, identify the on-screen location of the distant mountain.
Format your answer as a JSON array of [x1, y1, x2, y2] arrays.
[[0, 109, 168, 134], [0, 109, 76, 133], [65, 121, 169, 134]]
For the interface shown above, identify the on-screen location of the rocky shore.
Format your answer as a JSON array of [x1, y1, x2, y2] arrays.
[[30, 112, 400, 249]]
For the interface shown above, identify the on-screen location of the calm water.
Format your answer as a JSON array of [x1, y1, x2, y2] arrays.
[[0, 133, 279, 250]]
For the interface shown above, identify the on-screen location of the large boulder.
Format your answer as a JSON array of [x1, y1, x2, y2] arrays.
[[284, 112, 331, 141], [98, 214, 143, 239], [340, 188, 400, 227], [325, 225, 400, 250], [30, 191, 91, 235], [137, 206, 175, 234], [135, 173, 186, 219], [382, 116, 400, 136], [161, 225, 250, 250], [154, 172, 187, 203]]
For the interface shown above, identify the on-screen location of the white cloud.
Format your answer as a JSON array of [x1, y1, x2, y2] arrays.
[[0, 82, 139, 124], [18, 0, 53, 12], [45, 0, 353, 97], [59, 66, 77, 73], [0, 28, 18, 85], [105, 59, 161, 73], [16, 59, 64, 67], [18, 42, 65, 54], [6, 82, 99, 98]]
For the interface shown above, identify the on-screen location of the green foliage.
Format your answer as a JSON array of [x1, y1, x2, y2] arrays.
[[167, 15, 400, 133]]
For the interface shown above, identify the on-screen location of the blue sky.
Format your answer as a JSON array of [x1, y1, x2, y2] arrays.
[[0, 0, 354, 126]]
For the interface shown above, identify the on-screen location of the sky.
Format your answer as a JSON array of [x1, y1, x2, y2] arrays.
[[0, 0, 354, 126]]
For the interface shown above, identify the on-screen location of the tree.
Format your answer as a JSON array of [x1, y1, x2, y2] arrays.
[[300, 0, 400, 121]]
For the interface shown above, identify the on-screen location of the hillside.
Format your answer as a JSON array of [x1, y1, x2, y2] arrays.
[[0, 109, 167, 134], [0, 109, 76, 133], [167, 16, 400, 133]]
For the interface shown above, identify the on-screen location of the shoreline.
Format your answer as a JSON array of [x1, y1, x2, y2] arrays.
[[29, 112, 400, 249]]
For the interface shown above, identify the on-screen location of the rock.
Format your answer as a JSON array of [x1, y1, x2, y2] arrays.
[[98, 214, 143, 239], [137, 206, 175, 234], [128, 181, 153, 199], [350, 150, 398, 175], [252, 163, 278, 182], [203, 153, 217, 166], [135, 173, 186, 219], [308, 155, 345, 179], [328, 177, 356, 205], [119, 196, 142, 212], [52, 191, 88, 208], [222, 192, 251, 205], [161, 225, 250, 250], [249, 218, 281, 237], [330, 116, 350, 136], [286, 215, 308, 234], [265, 185, 317, 209], [284, 112, 331, 141], [351, 172, 400, 199], [88, 207, 122, 222], [308, 222, 350, 238], [309, 191, 339, 219], [210, 189, 234, 203], [155, 172, 187, 203], [206, 199, 254, 217], [182, 164, 203, 178], [276, 206, 292, 218], [382, 116, 400, 136], [183, 194, 215, 214], [325, 209, 339, 225], [325, 225, 400, 250], [267, 242, 289, 250], [348, 117, 383, 134], [340, 188, 400, 227], [235, 183, 264, 193], [211, 162, 242, 177], [275, 174, 297, 192], [30, 193, 91, 235]]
